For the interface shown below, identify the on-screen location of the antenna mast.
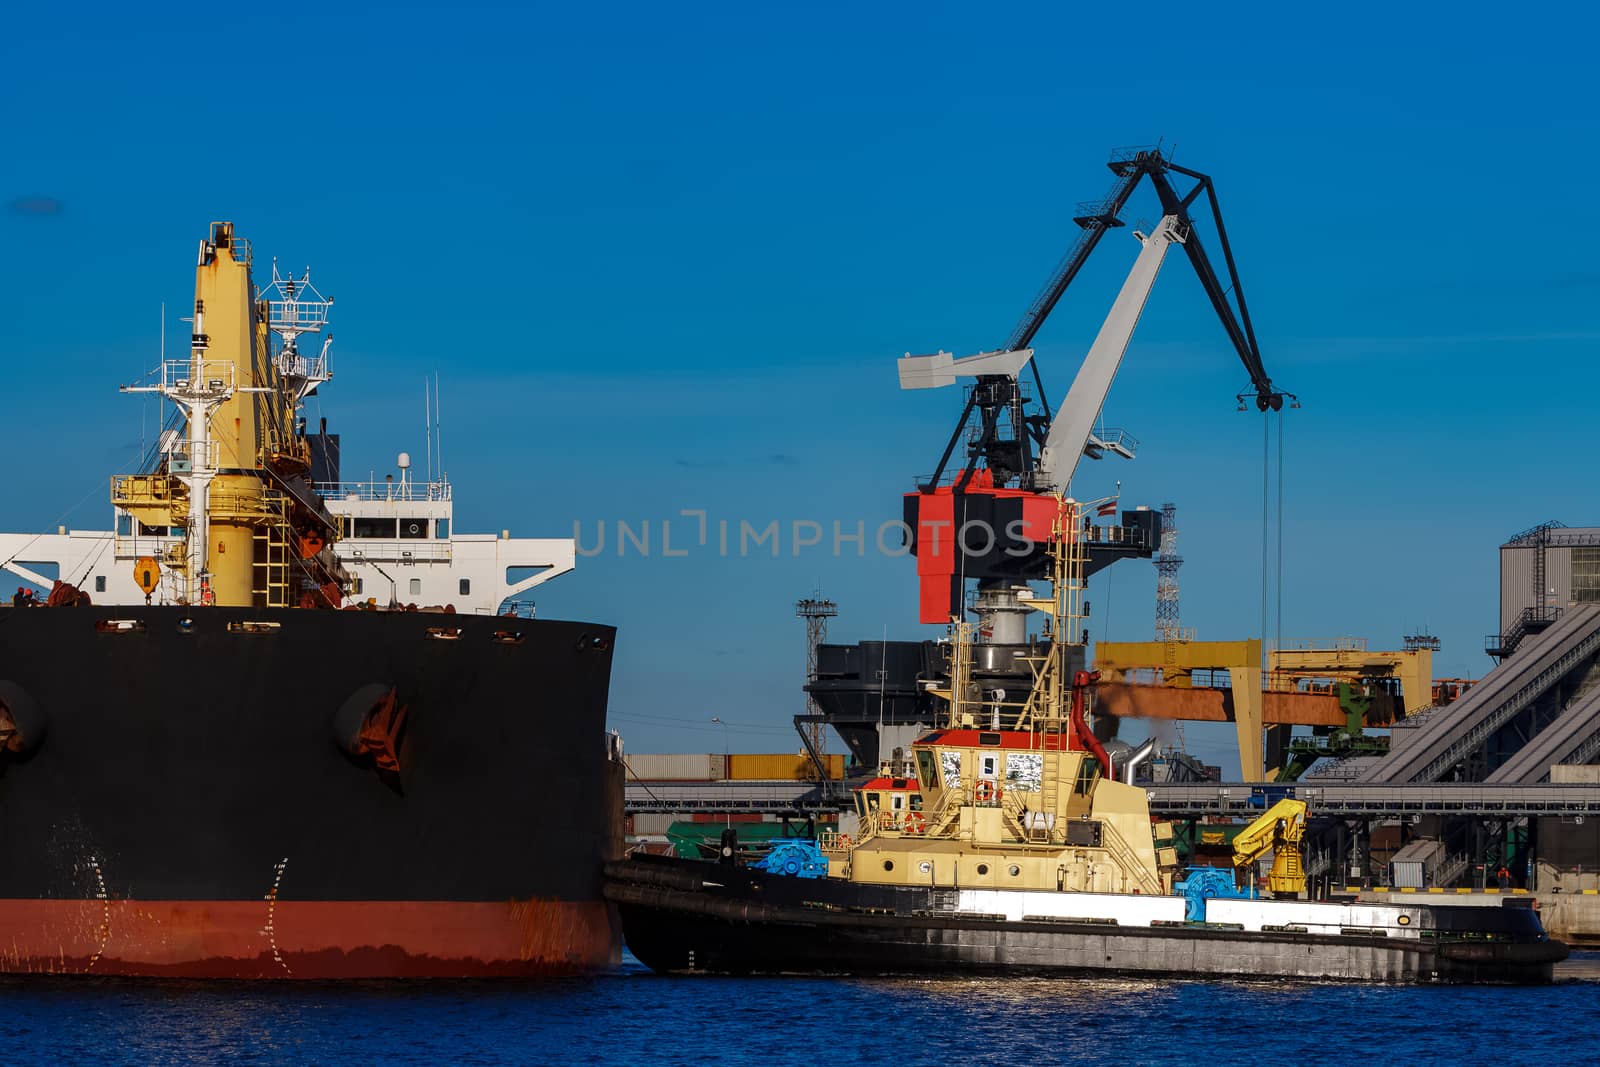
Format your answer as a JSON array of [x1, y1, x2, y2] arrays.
[[796, 595, 838, 757], [1154, 501, 1184, 641]]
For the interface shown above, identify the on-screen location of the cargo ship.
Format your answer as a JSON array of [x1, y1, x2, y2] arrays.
[[0, 223, 621, 977], [607, 505, 1567, 984]]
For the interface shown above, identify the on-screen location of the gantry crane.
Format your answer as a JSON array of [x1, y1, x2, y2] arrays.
[[898, 146, 1293, 624]]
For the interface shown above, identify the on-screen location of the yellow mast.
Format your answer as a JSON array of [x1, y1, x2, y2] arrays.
[[114, 222, 323, 607], [194, 223, 270, 605]]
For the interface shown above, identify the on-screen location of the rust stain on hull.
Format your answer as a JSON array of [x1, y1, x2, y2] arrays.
[[0, 899, 616, 979]]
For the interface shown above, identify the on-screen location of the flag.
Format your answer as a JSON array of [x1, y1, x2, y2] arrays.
[[1096, 500, 1118, 517]]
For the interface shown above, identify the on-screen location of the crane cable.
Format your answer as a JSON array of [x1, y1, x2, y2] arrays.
[[1260, 410, 1287, 673]]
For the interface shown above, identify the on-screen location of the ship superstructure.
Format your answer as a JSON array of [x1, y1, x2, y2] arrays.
[[0, 224, 571, 615]]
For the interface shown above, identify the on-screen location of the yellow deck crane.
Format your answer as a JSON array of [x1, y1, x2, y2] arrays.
[[1232, 797, 1308, 895]]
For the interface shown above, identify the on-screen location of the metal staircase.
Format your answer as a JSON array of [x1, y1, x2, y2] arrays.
[[251, 490, 293, 608]]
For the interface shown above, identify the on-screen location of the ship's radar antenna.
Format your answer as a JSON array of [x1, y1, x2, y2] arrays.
[[262, 259, 334, 406]]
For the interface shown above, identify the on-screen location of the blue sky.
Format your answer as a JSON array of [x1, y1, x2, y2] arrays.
[[4, 2, 1598, 768]]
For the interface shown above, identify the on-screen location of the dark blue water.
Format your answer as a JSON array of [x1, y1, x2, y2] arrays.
[[2, 952, 1595, 1066]]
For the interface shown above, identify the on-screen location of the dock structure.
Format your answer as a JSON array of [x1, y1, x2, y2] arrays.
[[624, 779, 1600, 820], [1361, 604, 1600, 784]]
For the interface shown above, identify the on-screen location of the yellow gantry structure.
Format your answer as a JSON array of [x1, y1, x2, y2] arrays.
[[1267, 642, 1434, 716], [1093, 638, 1435, 781], [1093, 640, 1266, 782]]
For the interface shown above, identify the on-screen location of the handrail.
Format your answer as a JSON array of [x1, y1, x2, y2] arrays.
[[314, 480, 452, 502], [1098, 818, 1163, 895]]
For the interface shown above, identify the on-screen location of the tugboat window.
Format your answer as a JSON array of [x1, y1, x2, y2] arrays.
[[1008, 865, 1021, 877], [409, 579, 421, 596], [916, 749, 937, 790], [976, 864, 989, 876], [459, 578, 471, 595], [1073, 759, 1099, 795], [94, 576, 106, 592], [882, 860, 894, 872]]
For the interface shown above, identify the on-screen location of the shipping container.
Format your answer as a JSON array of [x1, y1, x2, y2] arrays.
[[727, 753, 845, 781], [623, 753, 728, 781], [627, 813, 678, 836], [1389, 838, 1445, 889]]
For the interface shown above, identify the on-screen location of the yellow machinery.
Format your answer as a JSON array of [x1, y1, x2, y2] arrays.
[[1093, 638, 1435, 780], [1232, 798, 1307, 896], [1094, 639, 1267, 781], [113, 223, 335, 607], [1267, 640, 1433, 715]]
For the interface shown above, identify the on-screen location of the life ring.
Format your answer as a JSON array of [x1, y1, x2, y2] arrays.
[[975, 779, 998, 803], [837, 834, 852, 849], [903, 811, 926, 834]]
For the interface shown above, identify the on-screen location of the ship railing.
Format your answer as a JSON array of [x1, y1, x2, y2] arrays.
[[265, 299, 331, 333], [920, 785, 966, 839], [276, 350, 329, 381], [314, 480, 453, 502], [337, 542, 455, 563], [1099, 818, 1164, 896], [113, 532, 183, 561], [111, 473, 180, 510], [141, 359, 242, 395], [1270, 637, 1371, 653]]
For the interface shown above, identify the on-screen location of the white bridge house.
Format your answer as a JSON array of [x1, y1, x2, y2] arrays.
[[0, 466, 573, 615]]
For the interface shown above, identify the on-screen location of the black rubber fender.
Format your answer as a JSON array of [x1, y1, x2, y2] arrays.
[[0, 680, 45, 756], [331, 682, 394, 759]]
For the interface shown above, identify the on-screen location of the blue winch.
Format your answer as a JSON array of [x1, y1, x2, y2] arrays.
[[1174, 866, 1252, 922], [754, 838, 830, 878]]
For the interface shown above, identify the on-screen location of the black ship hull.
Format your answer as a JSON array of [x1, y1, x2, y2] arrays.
[[0, 605, 619, 977], [607, 855, 1567, 985]]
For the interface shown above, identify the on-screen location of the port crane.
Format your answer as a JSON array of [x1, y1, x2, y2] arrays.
[[1231, 797, 1309, 895], [898, 146, 1293, 624]]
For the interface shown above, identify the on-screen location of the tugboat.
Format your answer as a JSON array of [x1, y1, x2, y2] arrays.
[[607, 501, 1566, 984], [0, 223, 621, 978]]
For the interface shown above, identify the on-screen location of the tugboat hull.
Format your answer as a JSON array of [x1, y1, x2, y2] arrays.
[[607, 856, 1567, 985]]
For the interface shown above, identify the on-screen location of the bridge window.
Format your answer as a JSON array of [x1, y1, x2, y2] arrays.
[[399, 518, 429, 539], [353, 518, 395, 539], [1575, 548, 1600, 603], [436, 519, 450, 539], [1073, 758, 1099, 796]]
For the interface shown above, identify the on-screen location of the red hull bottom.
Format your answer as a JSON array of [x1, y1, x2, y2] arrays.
[[0, 899, 618, 978]]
